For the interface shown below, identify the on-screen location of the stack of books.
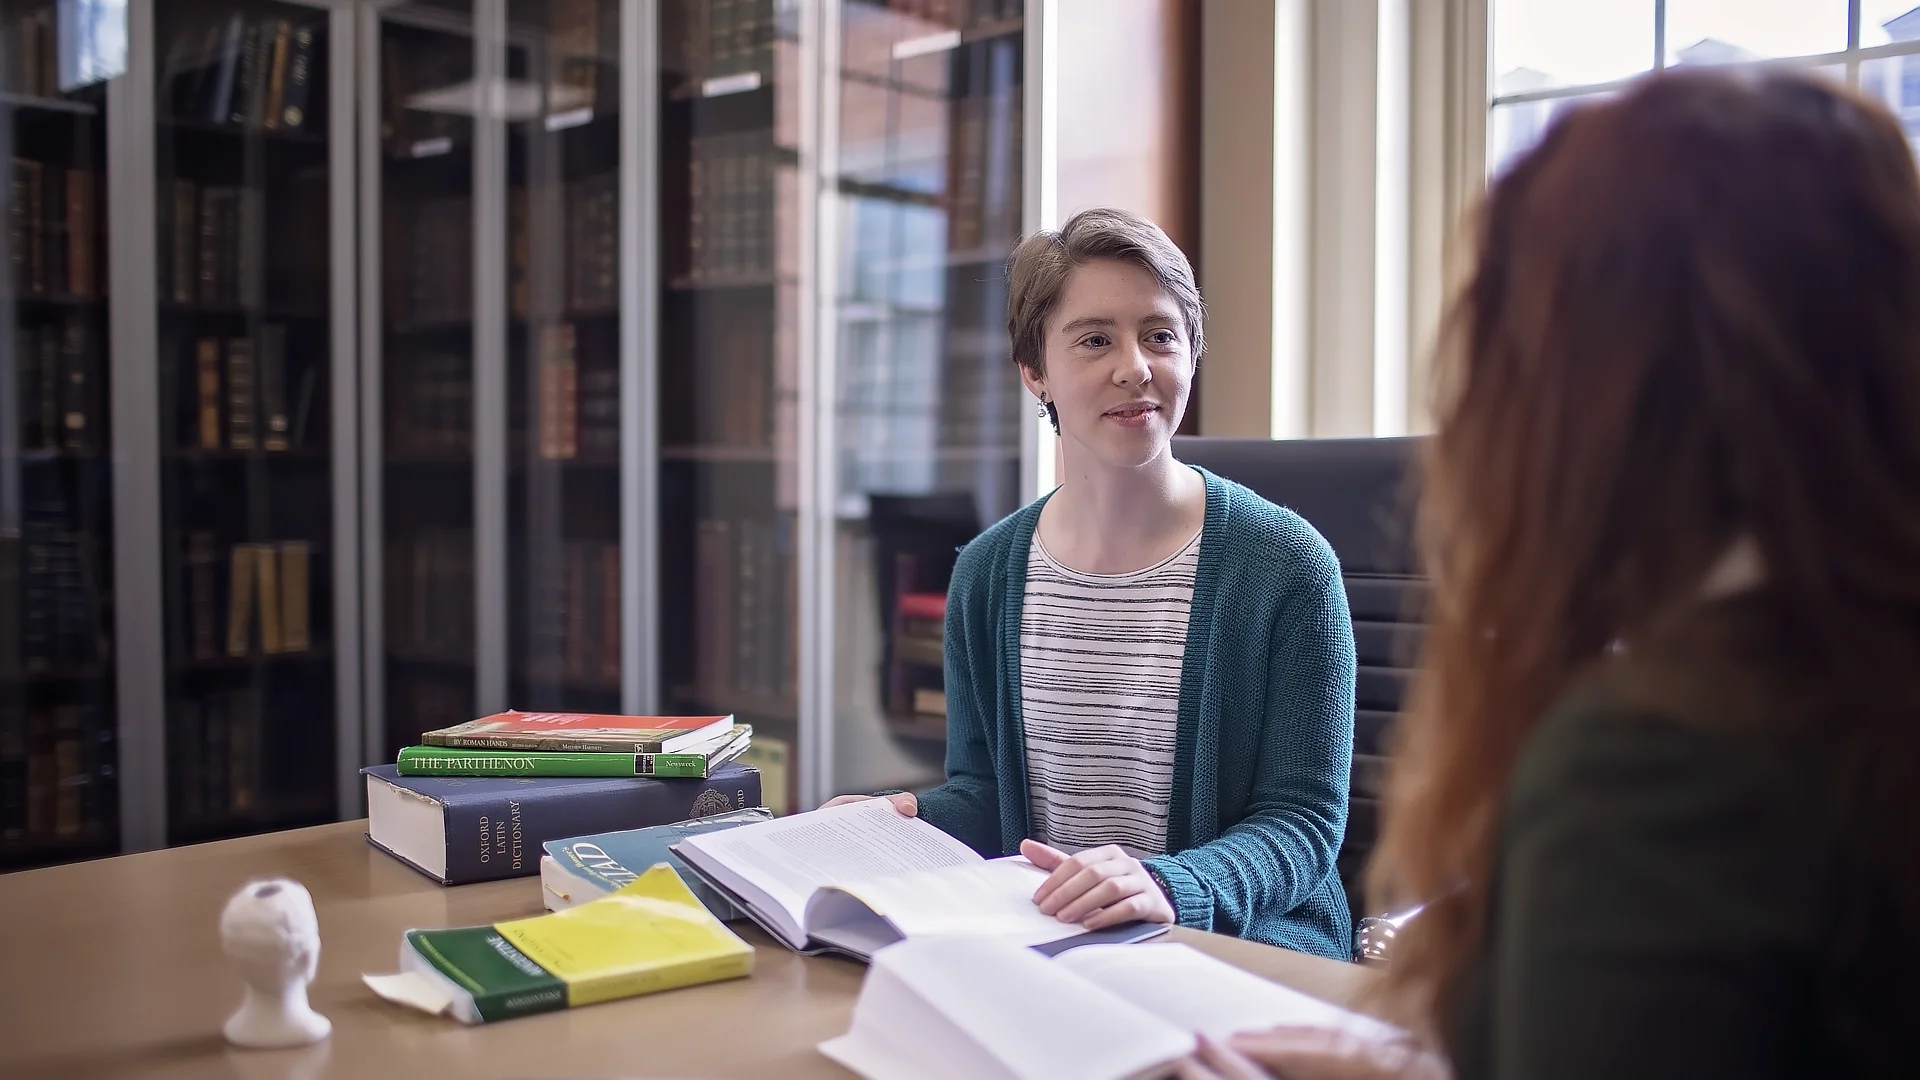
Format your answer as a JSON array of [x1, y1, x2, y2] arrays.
[[398, 710, 751, 779], [362, 710, 765, 885]]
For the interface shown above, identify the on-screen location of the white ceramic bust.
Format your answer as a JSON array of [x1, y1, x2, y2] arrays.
[[219, 878, 331, 1049]]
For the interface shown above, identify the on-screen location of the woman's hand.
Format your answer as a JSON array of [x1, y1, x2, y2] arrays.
[[819, 793, 919, 815], [1176, 1035, 1272, 1079], [1020, 839, 1175, 929], [1177, 1026, 1451, 1080]]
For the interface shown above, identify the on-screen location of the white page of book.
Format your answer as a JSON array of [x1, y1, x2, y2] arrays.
[[820, 935, 1194, 1080], [812, 856, 1078, 947], [677, 800, 980, 945], [1056, 943, 1404, 1044]]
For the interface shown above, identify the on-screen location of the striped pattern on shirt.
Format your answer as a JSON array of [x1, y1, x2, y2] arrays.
[[1020, 527, 1201, 858]]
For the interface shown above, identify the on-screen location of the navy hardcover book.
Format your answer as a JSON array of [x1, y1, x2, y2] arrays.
[[362, 760, 762, 885]]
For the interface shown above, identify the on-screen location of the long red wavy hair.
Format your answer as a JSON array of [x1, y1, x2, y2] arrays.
[[1371, 66, 1920, 1033]]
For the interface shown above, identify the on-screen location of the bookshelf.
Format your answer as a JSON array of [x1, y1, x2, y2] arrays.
[[2, 7, 118, 871], [153, 0, 338, 847], [655, 0, 805, 796], [826, 0, 1027, 792], [372, 2, 479, 764], [1, 0, 1065, 862], [505, 0, 625, 721]]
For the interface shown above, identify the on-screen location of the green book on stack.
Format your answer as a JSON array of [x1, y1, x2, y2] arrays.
[[397, 724, 751, 778]]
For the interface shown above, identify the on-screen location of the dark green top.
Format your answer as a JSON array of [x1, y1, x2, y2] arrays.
[[914, 467, 1357, 959], [1448, 592, 1913, 1078]]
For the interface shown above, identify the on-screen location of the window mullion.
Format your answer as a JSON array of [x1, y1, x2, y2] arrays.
[[1849, 0, 1862, 88], [1654, 0, 1667, 71]]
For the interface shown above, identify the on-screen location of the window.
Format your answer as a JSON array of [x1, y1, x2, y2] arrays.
[[1490, 1, 1920, 170]]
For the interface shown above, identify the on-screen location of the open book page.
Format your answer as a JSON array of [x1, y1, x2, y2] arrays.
[[1056, 943, 1404, 1044], [675, 800, 981, 948], [820, 935, 1194, 1080], [811, 856, 1080, 948]]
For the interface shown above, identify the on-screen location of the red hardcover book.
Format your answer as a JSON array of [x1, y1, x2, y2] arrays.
[[420, 711, 735, 754]]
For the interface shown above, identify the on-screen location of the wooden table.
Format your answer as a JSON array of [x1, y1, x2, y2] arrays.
[[0, 821, 1381, 1080]]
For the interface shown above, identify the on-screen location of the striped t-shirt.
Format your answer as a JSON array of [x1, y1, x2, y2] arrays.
[[1019, 527, 1201, 858]]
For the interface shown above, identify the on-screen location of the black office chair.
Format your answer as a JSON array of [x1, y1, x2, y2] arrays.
[[1172, 435, 1428, 963]]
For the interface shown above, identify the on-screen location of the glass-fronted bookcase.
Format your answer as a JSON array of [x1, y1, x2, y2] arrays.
[[355, 0, 1039, 819], [3, 0, 1048, 866], [152, 0, 350, 848], [1, 7, 118, 871], [360, 0, 632, 764], [823, 0, 1029, 798]]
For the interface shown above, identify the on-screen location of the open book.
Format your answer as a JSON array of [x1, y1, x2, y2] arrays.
[[820, 936, 1404, 1080], [670, 799, 1166, 962]]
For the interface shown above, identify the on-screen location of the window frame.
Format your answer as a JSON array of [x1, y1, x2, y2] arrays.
[[1488, 2, 1920, 146]]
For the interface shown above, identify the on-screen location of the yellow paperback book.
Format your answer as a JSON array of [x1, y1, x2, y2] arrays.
[[363, 863, 754, 1023]]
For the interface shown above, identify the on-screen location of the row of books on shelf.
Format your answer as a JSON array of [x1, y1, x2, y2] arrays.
[[385, 325, 620, 461], [158, 177, 327, 311], [168, 686, 265, 827], [694, 515, 798, 705], [510, 176, 619, 317], [161, 12, 318, 132], [527, 321, 619, 460], [0, 513, 108, 677], [947, 69, 1023, 254], [386, 529, 474, 665], [12, 316, 100, 453], [883, 0, 1024, 28], [520, 540, 622, 687], [685, 131, 797, 283], [663, 298, 792, 449], [389, 196, 470, 327], [0, 7, 58, 99], [173, 330, 319, 453], [393, 179, 618, 328], [179, 534, 315, 663], [9, 158, 99, 300], [888, 590, 947, 717], [666, 0, 788, 84], [386, 352, 470, 456], [0, 702, 114, 862]]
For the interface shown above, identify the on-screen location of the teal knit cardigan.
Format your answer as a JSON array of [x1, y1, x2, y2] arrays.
[[915, 466, 1357, 960]]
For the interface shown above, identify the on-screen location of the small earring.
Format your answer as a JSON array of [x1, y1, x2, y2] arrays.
[[1035, 395, 1049, 419]]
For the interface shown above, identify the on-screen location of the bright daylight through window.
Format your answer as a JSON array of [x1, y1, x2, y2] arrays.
[[1491, 1, 1920, 174]]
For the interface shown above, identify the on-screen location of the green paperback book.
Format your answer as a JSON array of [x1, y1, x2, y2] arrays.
[[363, 863, 755, 1024], [397, 725, 751, 779]]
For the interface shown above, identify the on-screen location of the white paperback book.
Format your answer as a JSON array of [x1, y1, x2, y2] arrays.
[[819, 936, 1405, 1080], [670, 799, 1165, 961]]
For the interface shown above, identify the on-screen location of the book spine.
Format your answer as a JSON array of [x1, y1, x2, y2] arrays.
[[259, 324, 289, 450], [425, 732, 687, 754], [571, 947, 754, 1010], [632, 754, 716, 779], [397, 748, 644, 778], [278, 22, 316, 130], [436, 769, 763, 884], [396, 748, 722, 778], [405, 927, 567, 1023]]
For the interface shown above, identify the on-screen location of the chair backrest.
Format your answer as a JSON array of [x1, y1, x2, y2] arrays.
[[1172, 435, 1427, 925]]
